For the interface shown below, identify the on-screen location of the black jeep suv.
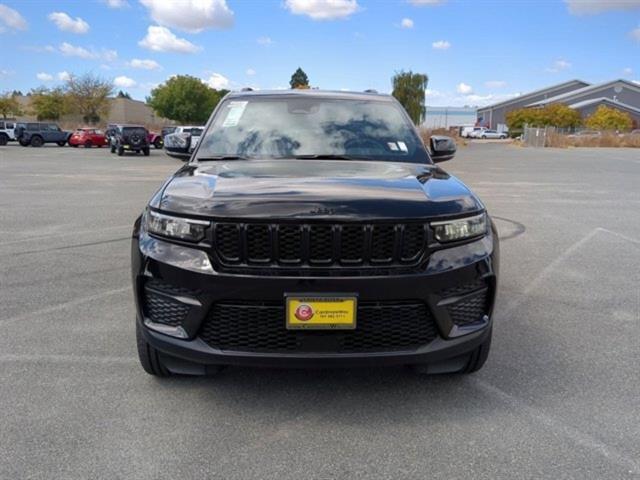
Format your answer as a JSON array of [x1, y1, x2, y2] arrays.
[[109, 124, 150, 156], [15, 122, 71, 147], [132, 90, 499, 377]]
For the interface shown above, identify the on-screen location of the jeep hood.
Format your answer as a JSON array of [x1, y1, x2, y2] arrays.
[[155, 160, 483, 220]]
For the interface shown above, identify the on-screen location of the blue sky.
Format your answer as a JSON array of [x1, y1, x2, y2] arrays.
[[0, 0, 638, 107]]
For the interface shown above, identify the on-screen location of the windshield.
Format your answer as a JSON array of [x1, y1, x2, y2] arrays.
[[196, 96, 429, 163]]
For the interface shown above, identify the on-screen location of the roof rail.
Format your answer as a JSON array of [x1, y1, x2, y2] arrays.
[[241, 87, 253, 92], [364, 89, 378, 93]]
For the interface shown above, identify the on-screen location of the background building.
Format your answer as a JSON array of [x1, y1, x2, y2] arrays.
[[423, 106, 477, 130], [477, 79, 640, 130], [12, 95, 172, 129]]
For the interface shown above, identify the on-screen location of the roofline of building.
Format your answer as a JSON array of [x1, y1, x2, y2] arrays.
[[476, 79, 590, 112], [568, 97, 640, 115], [527, 79, 640, 107]]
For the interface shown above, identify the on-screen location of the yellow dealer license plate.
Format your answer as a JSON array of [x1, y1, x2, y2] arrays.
[[286, 295, 357, 330]]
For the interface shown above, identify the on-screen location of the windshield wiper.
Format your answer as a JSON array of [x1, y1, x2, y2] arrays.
[[196, 155, 251, 161]]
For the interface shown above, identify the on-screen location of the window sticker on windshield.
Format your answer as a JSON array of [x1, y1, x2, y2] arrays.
[[387, 142, 399, 151], [222, 101, 248, 127], [397, 141, 408, 152]]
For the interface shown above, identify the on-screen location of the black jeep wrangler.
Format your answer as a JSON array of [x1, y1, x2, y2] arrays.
[[109, 124, 150, 156]]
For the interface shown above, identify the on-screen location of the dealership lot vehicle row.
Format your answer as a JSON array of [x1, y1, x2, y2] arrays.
[[1, 144, 638, 479]]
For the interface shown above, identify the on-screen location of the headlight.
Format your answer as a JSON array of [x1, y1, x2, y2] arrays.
[[431, 213, 487, 243], [144, 210, 209, 242]]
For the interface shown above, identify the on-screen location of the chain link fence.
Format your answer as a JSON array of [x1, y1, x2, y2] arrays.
[[522, 126, 556, 147]]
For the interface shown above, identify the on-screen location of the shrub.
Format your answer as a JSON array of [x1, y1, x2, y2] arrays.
[[585, 105, 633, 132]]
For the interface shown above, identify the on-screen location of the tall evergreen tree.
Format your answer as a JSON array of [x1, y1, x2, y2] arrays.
[[289, 68, 310, 89]]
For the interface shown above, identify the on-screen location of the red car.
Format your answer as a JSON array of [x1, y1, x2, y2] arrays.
[[148, 131, 164, 149], [68, 128, 109, 148]]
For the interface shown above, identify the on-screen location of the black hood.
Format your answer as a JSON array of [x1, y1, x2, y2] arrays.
[[155, 160, 483, 220]]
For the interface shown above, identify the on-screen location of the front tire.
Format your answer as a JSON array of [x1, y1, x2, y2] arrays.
[[84, 140, 92, 148], [136, 323, 171, 377], [117, 146, 124, 156], [154, 138, 163, 149], [0, 133, 8, 146], [57, 140, 66, 147], [143, 147, 150, 156], [19, 138, 29, 147]]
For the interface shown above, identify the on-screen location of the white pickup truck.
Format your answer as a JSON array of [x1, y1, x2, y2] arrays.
[[0, 120, 16, 145]]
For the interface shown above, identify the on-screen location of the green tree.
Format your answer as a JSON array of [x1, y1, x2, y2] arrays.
[[391, 71, 428, 125], [506, 103, 582, 130], [65, 73, 114, 124], [0, 93, 23, 119], [30, 87, 69, 121], [147, 75, 227, 124], [289, 67, 309, 89], [585, 105, 633, 131], [117, 90, 131, 99]]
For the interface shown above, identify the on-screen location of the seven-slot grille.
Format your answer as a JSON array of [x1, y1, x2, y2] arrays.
[[213, 222, 427, 270]]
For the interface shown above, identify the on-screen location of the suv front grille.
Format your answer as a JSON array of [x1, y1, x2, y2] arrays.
[[199, 302, 438, 353], [213, 222, 428, 273]]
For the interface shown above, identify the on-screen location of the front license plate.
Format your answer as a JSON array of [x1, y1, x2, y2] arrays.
[[286, 295, 357, 330]]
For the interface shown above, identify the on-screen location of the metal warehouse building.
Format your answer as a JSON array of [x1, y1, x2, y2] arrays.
[[477, 79, 640, 130]]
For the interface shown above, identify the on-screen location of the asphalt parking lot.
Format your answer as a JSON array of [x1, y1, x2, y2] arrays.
[[1, 143, 638, 479]]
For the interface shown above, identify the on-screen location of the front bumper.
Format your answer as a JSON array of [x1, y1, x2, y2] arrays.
[[131, 219, 499, 369]]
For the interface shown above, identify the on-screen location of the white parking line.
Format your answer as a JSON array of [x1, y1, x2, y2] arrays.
[[0, 287, 131, 326], [502, 228, 600, 316], [0, 354, 137, 365], [0, 225, 132, 247], [472, 379, 640, 475]]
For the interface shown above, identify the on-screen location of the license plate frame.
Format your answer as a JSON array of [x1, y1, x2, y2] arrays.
[[285, 293, 358, 330]]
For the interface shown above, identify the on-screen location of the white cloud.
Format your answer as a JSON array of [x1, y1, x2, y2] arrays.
[[456, 82, 473, 95], [246, 68, 256, 76], [257, 36, 273, 45], [0, 4, 28, 31], [425, 89, 443, 98], [57, 42, 117, 61], [284, 0, 359, 20], [59, 42, 94, 59], [485, 80, 507, 89], [631, 26, 640, 41], [0, 69, 14, 78], [103, 49, 118, 62], [114, 76, 137, 88], [139, 26, 200, 53], [48, 12, 90, 34], [206, 73, 229, 89], [623, 67, 633, 76], [58, 71, 71, 81], [140, 0, 234, 32], [400, 18, 414, 29], [546, 59, 572, 72], [565, 0, 640, 14], [36, 72, 53, 82], [129, 58, 161, 70], [463, 92, 520, 106], [103, 0, 128, 7], [432, 40, 450, 50], [408, 0, 447, 5]]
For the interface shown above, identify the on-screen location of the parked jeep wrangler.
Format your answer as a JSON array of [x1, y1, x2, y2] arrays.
[[109, 124, 150, 156], [0, 120, 17, 146], [15, 122, 71, 147]]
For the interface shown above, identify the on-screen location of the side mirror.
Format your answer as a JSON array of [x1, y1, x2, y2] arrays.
[[164, 132, 192, 161], [430, 135, 456, 163]]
